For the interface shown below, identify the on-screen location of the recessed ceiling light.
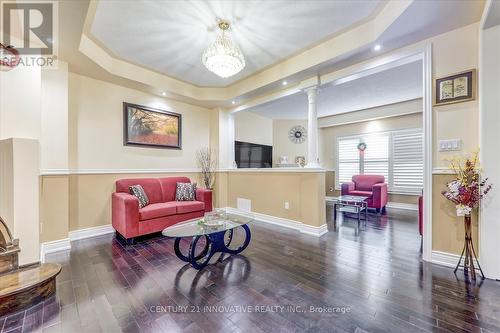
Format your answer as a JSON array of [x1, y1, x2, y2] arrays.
[[161, 92, 166, 96], [282, 81, 287, 86], [232, 100, 236, 105], [373, 44, 382, 51]]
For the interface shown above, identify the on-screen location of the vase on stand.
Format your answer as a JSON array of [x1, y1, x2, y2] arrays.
[[454, 214, 484, 280]]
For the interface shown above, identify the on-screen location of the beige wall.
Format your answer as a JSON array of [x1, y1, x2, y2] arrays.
[[320, 112, 423, 170], [225, 171, 326, 227], [234, 111, 273, 146], [0, 139, 40, 264], [432, 24, 479, 167], [41, 63, 69, 171], [272, 119, 308, 166], [40, 172, 203, 242], [0, 58, 41, 140], [68, 73, 211, 170], [432, 174, 478, 254], [40, 176, 69, 242], [428, 23, 480, 255]]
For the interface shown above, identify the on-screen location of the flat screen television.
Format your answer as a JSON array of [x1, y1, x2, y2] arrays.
[[235, 141, 272, 168]]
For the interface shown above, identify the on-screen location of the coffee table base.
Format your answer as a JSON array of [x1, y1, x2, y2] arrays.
[[173, 224, 251, 270]]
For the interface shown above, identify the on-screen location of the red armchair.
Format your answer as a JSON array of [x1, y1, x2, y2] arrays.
[[112, 177, 212, 244], [418, 195, 423, 236], [341, 175, 388, 213]]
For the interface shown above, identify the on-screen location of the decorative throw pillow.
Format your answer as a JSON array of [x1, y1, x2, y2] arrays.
[[129, 185, 149, 208], [175, 182, 197, 201]]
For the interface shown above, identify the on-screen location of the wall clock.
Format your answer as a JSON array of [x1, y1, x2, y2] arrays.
[[289, 125, 307, 144]]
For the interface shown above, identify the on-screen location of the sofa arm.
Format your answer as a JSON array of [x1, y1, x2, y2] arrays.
[[341, 182, 355, 195], [112, 192, 140, 238], [372, 183, 388, 208], [196, 188, 213, 212]]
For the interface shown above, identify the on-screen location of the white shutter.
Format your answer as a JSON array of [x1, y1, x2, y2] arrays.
[[363, 134, 389, 181], [337, 138, 360, 185], [392, 130, 423, 193]]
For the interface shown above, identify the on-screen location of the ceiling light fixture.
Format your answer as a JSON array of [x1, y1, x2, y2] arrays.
[[202, 20, 245, 78], [231, 100, 236, 105], [282, 81, 287, 86], [161, 92, 166, 96], [373, 44, 382, 51]]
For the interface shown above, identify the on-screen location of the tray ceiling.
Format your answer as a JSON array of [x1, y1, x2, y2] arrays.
[[248, 60, 423, 119], [90, 0, 383, 87]]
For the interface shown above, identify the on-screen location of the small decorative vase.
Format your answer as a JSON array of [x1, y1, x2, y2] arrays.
[[454, 214, 484, 280]]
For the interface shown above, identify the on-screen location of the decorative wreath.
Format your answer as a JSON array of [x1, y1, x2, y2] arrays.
[[357, 142, 367, 151]]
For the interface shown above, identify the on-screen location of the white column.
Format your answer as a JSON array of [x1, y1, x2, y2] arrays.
[[305, 86, 320, 168]]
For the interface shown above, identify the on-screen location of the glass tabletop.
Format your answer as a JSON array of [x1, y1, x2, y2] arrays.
[[336, 195, 369, 204], [162, 209, 253, 238]]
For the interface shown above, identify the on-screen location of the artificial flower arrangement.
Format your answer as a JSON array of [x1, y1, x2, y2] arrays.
[[442, 151, 492, 217], [441, 151, 492, 280]]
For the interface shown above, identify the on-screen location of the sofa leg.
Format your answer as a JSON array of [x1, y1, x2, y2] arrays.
[[381, 206, 387, 215], [126, 237, 135, 246], [376, 208, 381, 213]]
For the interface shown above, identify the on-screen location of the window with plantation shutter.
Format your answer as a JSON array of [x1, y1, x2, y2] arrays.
[[337, 138, 360, 184], [392, 130, 423, 193], [363, 134, 389, 182], [336, 128, 423, 194]]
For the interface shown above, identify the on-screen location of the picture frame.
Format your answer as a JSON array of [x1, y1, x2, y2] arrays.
[[123, 102, 182, 149], [434, 69, 476, 106]]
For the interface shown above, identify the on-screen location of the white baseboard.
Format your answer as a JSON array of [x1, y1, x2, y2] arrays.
[[40, 238, 71, 263], [431, 250, 479, 269], [68, 224, 115, 241], [225, 207, 328, 237], [40, 224, 115, 261], [386, 202, 418, 211]]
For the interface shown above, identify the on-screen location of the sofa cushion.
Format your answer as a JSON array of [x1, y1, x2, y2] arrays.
[[175, 182, 197, 201], [159, 177, 191, 202], [116, 178, 163, 204], [129, 185, 149, 208], [139, 202, 177, 221], [349, 190, 373, 197], [175, 201, 205, 214]]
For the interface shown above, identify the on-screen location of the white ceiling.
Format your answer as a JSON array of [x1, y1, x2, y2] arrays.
[[90, 0, 383, 87], [483, 0, 500, 29], [248, 60, 423, 119]]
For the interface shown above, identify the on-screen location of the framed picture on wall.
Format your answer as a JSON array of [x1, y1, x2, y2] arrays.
[[434, 69, 476, 106], [123, 102, 182, 149]]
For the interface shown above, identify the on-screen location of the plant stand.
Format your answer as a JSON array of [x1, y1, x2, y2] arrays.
[[454, 215, 484, 280]]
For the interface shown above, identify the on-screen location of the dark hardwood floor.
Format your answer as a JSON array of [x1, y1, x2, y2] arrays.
[[2, 206, 500, 333]]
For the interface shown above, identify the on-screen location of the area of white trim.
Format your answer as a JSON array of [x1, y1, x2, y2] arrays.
[[386, 202, 418, 211], [432, 167, 455, 175], [431, 250, 478, 269], [40, 168, 335, 176], [40, 238, 71, 263], [69, 224, 115, 241], [225, 168, 327, 173], [422, 44, 433, 263], [225, 207, 328, 237], [40, 168, 201, 176], [40, 225, 116, 262]]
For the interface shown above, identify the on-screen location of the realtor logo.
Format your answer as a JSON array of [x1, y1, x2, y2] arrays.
[[1, 1, 58, 68]]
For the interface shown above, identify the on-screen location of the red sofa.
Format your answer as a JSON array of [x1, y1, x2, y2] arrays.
[[341, 175, 388, 213], [112, 177, 212, 243]]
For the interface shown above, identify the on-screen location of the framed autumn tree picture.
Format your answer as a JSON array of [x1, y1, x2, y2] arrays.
[[123, 102, 182, 149]]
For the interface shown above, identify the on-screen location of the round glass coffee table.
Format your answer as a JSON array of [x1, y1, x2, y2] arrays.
[[162, 209, 253, 270]]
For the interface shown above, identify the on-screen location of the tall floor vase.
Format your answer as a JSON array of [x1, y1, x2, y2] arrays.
[[454, 215, 484, 280]]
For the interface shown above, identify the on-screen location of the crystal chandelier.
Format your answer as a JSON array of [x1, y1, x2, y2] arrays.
[[202, 21, 245, 78]]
